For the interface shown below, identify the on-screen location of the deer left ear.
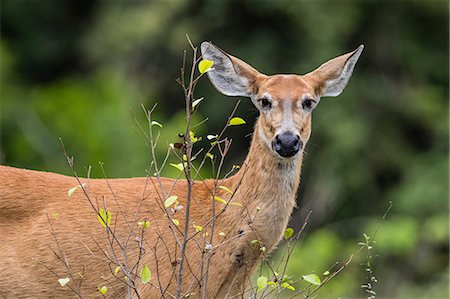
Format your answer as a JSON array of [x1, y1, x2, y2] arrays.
[[306, 45, 364, 97], [201, 42, 262, 97]]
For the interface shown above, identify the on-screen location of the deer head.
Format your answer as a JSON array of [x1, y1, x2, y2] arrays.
[[201, 42, 363, 158]]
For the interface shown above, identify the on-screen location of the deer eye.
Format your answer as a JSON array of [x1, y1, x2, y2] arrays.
[[302, 98, 315, 111], [260, 98, 272, 110]]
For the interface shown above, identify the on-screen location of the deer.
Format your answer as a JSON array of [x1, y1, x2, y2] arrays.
[[0, 42, 363, 298]]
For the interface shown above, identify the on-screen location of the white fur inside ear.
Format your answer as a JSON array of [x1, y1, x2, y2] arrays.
[[201, 42, 250, 97], [323, 45, 364, 97]]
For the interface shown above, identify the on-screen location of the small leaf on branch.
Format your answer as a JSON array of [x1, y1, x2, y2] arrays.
[[68, 183, 86, 196], [281, 282, 295, 291], [214, 196, 227, 204], [151, 121, 163, 128], [206, 152, 214, 159], [189, 131, 201, 143], [228, 117, 246, 126], [207, 134, 218, 140], [219, 186, 233, 194], [303, 274, 321, 286], [138, 221, 151, 228], [164, 195, 178, 208], [323, 270, 330, 276], [172, 219, 180, 226], [198, 59, 214, 74], [140, 265, 151, 284], [170, 163, 185, 171], [58, 277, 70, 287], [284, 227, 294, 239], [114, 266, 120, 275], [97, 208, 111, 228], [98, 286, 108, 295], [192, 97, 204, 109], [193, 224, 203, 232], [257, 276, 267, 292]]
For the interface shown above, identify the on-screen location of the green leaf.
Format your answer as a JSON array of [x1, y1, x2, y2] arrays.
[[58, 277, 70, 287], [250, 239, 259, 245], [303, 274, 321, 286], [228, 117, 246, 126], [98, 208, 111, 228], [322, 270, 330, 276], [151, 120, 162, 128], [219, 186, 233, 194], [207, 134, 218, 140], [257, 276, 267, 292], [192, 97, 203, 109], [284, 227, 294, 239], [281, 282, 295, 291], [164, 195, 178, 208], [172, 219, 179, 226], [206, 152, 214, 159], [138, 221, 151, 228], [140, 265, 151, 284], [114, 266, 120, 275], [98, 286, 108, 295], [198, 59, 214, 74]]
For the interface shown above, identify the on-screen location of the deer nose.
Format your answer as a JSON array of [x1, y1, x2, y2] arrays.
[[273, 132, 302, 157]]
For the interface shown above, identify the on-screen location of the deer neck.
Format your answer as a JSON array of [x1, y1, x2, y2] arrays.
[[229, 118, 303, 249]]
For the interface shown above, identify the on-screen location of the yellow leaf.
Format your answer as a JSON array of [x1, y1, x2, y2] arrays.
[[98, 286, 108, 295], [138, 221, 151, 228], [284, 227, 294, 239], [189, 131, 201, 143], [198, 59, 214, 74], [164, 195, 178, 208], [218, 186, 233, 194], [228, 117, 246, 126], [214, 196, 227, 204], [193, 224, 203, 232], [170, 163, 185, 171], [172, 219, 179, 226], [97, 208, 111, 228], [114, 266, 120, 275], [230, 202, 243, 207]]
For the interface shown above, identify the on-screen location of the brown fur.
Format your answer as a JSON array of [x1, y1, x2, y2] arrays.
[[0, 46, 361, 298]]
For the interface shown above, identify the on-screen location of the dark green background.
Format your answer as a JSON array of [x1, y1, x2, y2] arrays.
[[1, 1, 448, 297]]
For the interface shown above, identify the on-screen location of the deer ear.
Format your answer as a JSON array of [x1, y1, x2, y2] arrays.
[[306, 45, 364, 97], [201, 42, 261, 97]]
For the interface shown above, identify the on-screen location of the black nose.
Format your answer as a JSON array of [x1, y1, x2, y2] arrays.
[[273, 132, 302, 157]]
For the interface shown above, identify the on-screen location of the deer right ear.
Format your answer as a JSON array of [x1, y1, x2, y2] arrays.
[[201, 42, 261, 97]]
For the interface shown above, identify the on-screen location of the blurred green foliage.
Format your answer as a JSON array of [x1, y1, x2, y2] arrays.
[[1, 1, 448, 298]]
